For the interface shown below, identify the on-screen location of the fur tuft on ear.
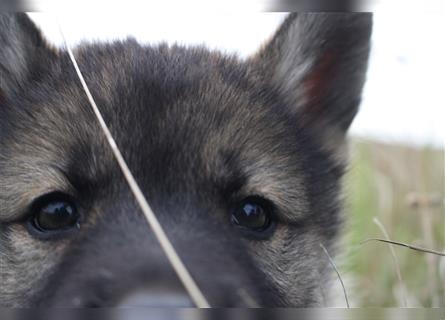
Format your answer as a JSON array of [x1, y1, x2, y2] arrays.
[[0, 13, 57, 98], [251, 13, 372, 138]]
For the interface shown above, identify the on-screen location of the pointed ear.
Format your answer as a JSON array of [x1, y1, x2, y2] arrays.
[[251, 13, 372, 140], [0, 13, 57, 98]]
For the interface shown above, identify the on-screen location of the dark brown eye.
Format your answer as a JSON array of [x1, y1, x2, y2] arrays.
[[231, 197, 273, 232], [30, 193, 79, 233]]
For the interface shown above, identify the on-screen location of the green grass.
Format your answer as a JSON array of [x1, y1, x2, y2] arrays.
[[340, 138, 444, 307]]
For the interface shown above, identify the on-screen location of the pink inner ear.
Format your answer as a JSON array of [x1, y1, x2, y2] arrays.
[[302, 52, 335, 114]]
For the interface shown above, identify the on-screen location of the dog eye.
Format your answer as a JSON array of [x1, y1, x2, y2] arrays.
[[231, 197, 273, 232], [30, 193, 79, 233]]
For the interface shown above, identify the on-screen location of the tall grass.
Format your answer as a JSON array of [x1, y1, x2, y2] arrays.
[[341, 138, 444, 307]]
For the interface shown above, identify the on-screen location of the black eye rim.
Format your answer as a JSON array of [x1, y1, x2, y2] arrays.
[[26, 191, 81, 240], [230, 195, 277, 239]]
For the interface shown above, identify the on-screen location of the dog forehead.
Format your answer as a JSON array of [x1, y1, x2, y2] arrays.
[[69, 43, 288, 156], [0, 42, 305, 213]]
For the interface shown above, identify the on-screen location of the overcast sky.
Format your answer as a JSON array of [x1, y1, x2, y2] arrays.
[[29, 12, 445, 148]]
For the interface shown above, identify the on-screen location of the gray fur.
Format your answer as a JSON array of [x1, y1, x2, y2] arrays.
[[0, 13, 372, 307]]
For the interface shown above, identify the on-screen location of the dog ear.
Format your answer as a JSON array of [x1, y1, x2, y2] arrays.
[[0, 13, 57, 99], [252, 13, 372, 141]]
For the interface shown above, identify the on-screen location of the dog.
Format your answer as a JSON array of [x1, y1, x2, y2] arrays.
[[0, 13, 372, 307]]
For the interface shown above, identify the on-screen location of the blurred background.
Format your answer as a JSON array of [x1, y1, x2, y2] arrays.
[[28, 11, 444, 307]]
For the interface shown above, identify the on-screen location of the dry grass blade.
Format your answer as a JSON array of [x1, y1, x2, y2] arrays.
[[361, 238, 445, 257], [57, 19, 210, 308], [319, 243, 350, 308], [373, 217, 407, 307]]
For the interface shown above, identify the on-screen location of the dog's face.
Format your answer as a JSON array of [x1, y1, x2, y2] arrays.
[[0, 13, 372, 307]]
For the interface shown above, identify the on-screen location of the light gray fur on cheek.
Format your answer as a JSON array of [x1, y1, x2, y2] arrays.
[[0, 225, 66, 307], [249, 224, 326, 306]]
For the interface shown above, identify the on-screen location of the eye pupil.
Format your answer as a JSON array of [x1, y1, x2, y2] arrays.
[[232, 198, 271, 231], [33, 196, 79, 232]]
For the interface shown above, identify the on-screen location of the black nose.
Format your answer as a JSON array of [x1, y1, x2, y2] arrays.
[[117, 288, 194, 307]]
